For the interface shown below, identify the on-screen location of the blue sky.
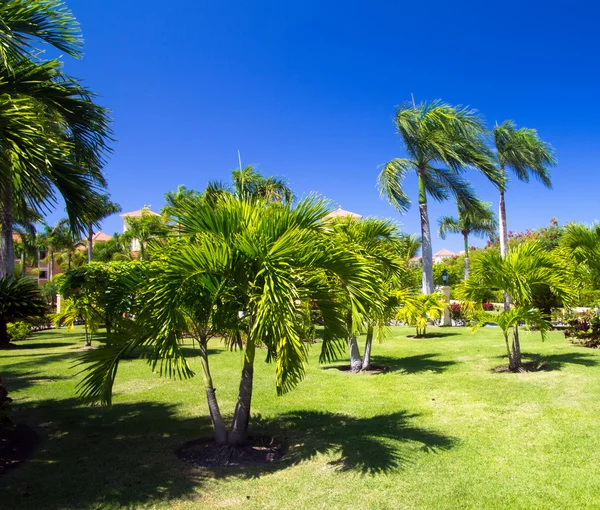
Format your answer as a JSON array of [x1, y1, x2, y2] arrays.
[[54, 0, 600, 253]]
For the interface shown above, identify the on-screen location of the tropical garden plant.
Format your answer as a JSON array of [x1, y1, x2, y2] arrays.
[[85, 195, 121, 263], [396, 291, 445, 337], [492, 120, 556, 308], [438, 200, 497, 279], [0, 1, 112, 278], [378, 100, 499, 294], [458, 242, 573, 370], [0, 276, 47, 348], [76, 196, 378, 446]]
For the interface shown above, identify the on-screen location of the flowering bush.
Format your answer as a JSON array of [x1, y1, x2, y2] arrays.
[[564, 309, 600, 348], [482, 302, 494, 311], [450, 303, 462, 320]]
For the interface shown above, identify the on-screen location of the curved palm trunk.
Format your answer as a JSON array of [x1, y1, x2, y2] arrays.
[[228, 340, 256, 446], [199, 338, 227, 444], [348, 335, 362, 373], [418, 171, 434, 294], [87, 222, 94, 263], [0, 184, 14, 279], [463, 233, 470, 280], [361, 325, 374, 371], [498, 167, 510, 311]]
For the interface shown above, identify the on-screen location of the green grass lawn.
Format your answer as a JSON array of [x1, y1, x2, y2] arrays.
[[2, 326, 600, 509]]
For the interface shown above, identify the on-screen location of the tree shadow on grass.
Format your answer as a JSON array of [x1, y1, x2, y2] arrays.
[[323, 354, 456, 375], [406, 331, 461, 339], [2, 399, 208, 510], [492, 351, 600, 372], [232, 410, 456, 476], [7, 341, 74, 350]]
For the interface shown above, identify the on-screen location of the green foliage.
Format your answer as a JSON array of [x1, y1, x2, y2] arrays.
[[7, 321, 30, 342], [92, 236, 131, 262], [123, 210, 169, 261], [396, 291, 445, 337], [0, 276, 47, 322], [433, 257, 464, 287]]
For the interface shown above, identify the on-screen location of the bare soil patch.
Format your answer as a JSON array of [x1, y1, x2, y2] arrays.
[[176, 435, 287, 469]]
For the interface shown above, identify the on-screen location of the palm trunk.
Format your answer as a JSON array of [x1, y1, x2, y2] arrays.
[[498, 168, 510, 311], [228, 339, 255, 446], [362, 325, 374, 371], [509, 325, 522, 370], [0, 318, 9, 348], [49, 251, 54, 281], [199, 338, 227, 444], [418, 171, 434, 294], [463, 233, 470, 280], [348, 335, 362, 373], [87, 222, 94, 263], [0, 183, 14, 279]]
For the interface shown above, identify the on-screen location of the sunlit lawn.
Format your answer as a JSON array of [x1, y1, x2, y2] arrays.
[[2, 325, 600, 509]]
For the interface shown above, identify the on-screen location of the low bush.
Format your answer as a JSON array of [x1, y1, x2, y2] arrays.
[[7, 321, 31, 342], [564, 309, 600, 348], [482, 302, 494, 311]]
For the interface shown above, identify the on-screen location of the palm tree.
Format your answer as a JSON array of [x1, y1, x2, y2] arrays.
[[438, 201, 498, 279], [328, 217, 407, 372], [207, 165, 294, 203], [123, 210, 169, 261], [492, 120, 556, 309], [0, 275, 47, 348], [77, 196, 377, 445], [459, 242, 573, 369], [396, 291, 445, 337], [85, 195, 121, 263], [38, 222, 73, 281], [378, 100, 499, 294], [0, 6, 112, 278], [559, 223, 600, 287]]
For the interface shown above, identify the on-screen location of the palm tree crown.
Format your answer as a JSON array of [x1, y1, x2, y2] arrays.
[[378, 100, 499, 294]]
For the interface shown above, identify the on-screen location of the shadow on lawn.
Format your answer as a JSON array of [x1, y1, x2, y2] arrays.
[[242, 410, 456, 476], [492, 351, 600, 371], [9, 341, 74, 350], [324, 354, 456, 375], [2, 399, 208, 509]]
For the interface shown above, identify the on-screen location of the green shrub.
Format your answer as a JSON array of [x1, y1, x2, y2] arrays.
[[7, 321, 31, 342], [0, 378, 13, 430]]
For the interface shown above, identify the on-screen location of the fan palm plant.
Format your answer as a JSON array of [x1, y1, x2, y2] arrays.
[[378, 100, 499, 294], [0, 275, 47, 347], [438, 201, 498, 279], [76, 197, 377, 445], [0, 4, 112, 278], [492, 120, 556, 309], [458, 242, 573, 369]]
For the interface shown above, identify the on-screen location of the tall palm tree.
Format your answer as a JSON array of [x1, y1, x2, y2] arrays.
[[492, 120, 556, 309], [38, 221, 72, 280], [77, 197, 377, 445], [459, 242, 573, 369], [378, 100, 499, 294], [438, 201, 498, 279], [85, 195, 121, 262], [0, 5, 112, 278]]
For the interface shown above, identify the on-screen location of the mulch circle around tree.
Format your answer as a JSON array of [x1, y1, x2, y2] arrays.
[[0, 424, 38, 477], [493, 361, 548, 373], [176, 436, 287, 469], [325, 364, 389, 375]]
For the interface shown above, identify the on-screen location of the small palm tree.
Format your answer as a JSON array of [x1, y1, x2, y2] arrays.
[[396, 291, 445, 337], [438, 201, 498, 279], [472, 308, 551, 371], [459, 242, 573, 369], [378, 100, 499, 294], [493, 120, 556, 309], [0, 276, 47, 348], [208, 165, 294, 203]]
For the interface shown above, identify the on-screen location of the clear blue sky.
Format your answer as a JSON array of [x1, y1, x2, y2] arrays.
[[55, 0, 600, 253]]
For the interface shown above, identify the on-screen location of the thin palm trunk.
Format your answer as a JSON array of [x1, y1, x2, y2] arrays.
[[510, 325, 522, 370], [84, 322, 91, 347], [418, 171, 434, 294], [498, 167, 510, 311], [228, 339, 255, 445], [348, 334, 362, 373], [361, 325, 374, 371], [199, 337, 227, 444], [48, 251, 54, 281], [0, 184, 14, 278], [87, 222, 93, 263], [463, 233, 470, 280]]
